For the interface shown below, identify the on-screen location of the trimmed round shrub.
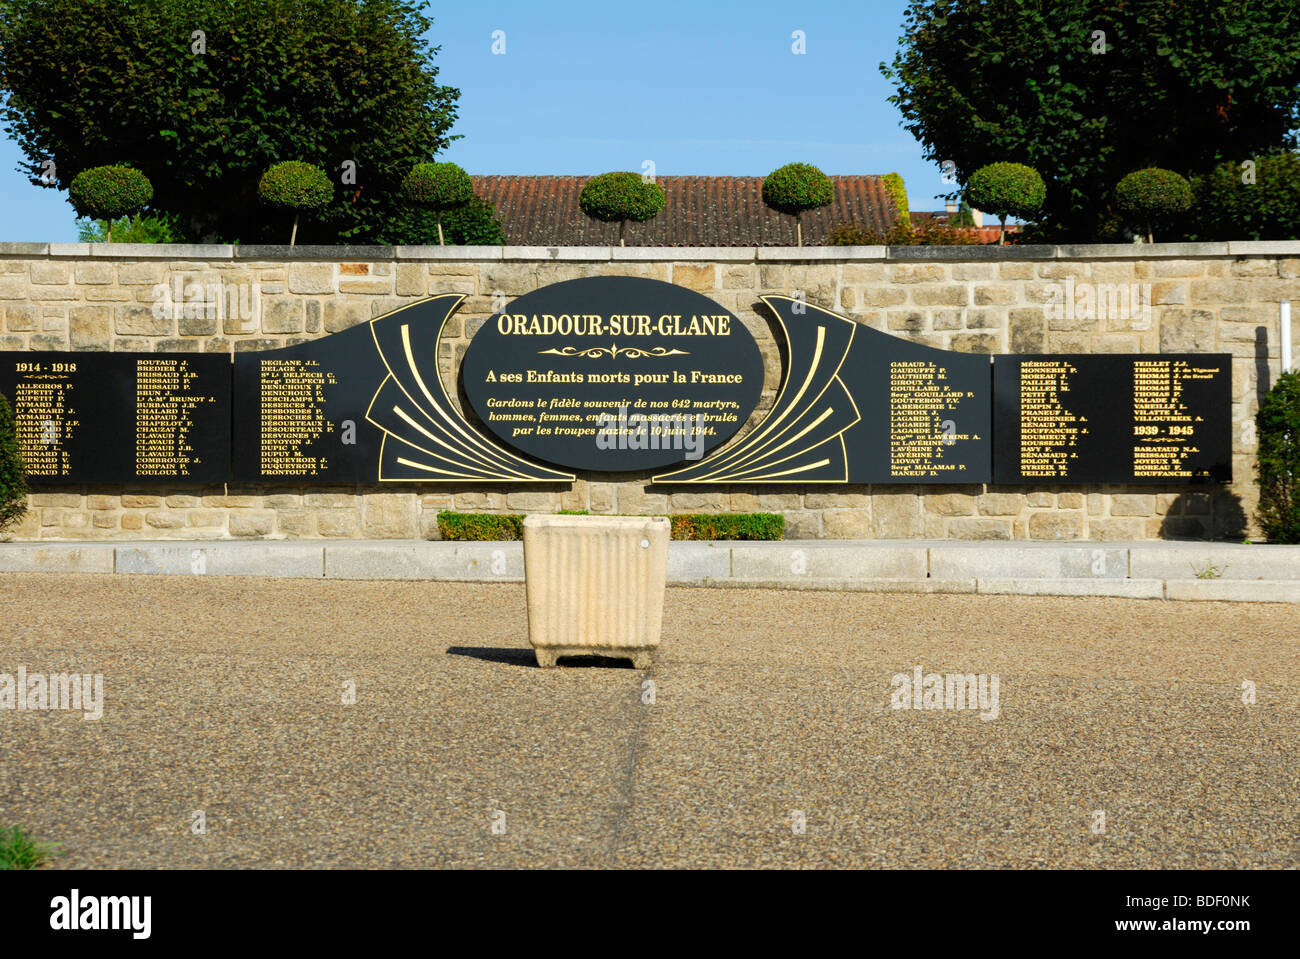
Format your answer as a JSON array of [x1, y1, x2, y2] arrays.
[[402, 161, 473, 212], [0, 392, 29, 534], [1115, 167, 1192, 242], [965, 162, 1046, 243], [1190, 152, 1300, 241], [579, 172, 665, 244], [1255, 370, 1300, 543], [402, 162, 474, 244], [762, 163, 833, 245], [68, 165, 153, 241], [258, 161, 333, 245], [258, 161, 333, 211], [762, 163, 834, 215]]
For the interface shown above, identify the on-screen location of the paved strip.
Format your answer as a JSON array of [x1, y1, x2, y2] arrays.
[[3, 540, 1300, 601], [0, 573, 1296, 869]]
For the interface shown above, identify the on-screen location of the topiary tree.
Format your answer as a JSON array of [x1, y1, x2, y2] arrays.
[[965, 162, 1046, 245], [0, 392, 28, 535], [762, 163, 834, 246], [1115, 168, 1193, 244], [258, 161, 334, 246], [401, 162, 474, 245], [1255, 370, 1300, 543], [67, 165, 153, 242], [578, 172, 665, 246]]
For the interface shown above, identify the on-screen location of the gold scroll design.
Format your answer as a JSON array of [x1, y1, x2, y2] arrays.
[[538, 344, 689, 359], [652, 296, 860, 484], [364, 294, 574, 483]]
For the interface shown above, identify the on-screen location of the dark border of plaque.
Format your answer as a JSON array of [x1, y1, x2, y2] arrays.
[[992, 353, 1232, 484]]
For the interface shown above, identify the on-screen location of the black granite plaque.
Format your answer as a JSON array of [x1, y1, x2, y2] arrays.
[[655, 296, 992, 484], [232, 295, 571, 483], [0, 351, 230, 484], [992, 354, 1232, 484], [462, 276, 765, 472]]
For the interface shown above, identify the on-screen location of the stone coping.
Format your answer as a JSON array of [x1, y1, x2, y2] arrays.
[[2, 539, 1297, 602], [2, 241, 1297, 262]]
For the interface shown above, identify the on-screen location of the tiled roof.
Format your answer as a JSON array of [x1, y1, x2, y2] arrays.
[[472, 175, 899, 247]]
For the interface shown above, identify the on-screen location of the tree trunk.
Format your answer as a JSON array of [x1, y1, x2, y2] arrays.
[[796, 216, 803, 247], [619, 220, 626, 247], [290, 211, 300, 247], [998, 215, 1006, 246], [106, 219, 112, 244], [437, 217, 445, 246]]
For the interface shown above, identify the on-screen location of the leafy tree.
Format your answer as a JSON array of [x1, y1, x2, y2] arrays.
[[67, 165, 153, 242], [1114, 167, 1192, 242], [0, 392, 28, 535], [0, 0, 460, 243], [965, 162, 1046, 244], [578, 172, 665, 246], [881, 0, 1300, 241], [1188, 151, 1300, 241], [1256, 371, 1300, 543], [401, 162, 473, 245], [259, 161, 334, 246], [761, 163, 833, 246]]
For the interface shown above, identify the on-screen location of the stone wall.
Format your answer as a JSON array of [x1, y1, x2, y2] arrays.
[[1, 240, 1296, 542]]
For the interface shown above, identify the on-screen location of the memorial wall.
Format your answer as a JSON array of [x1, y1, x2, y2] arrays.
[[0, 242, 1294, 541]]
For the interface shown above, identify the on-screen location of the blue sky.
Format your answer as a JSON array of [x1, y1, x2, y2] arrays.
[[0, 0, 947, 241]]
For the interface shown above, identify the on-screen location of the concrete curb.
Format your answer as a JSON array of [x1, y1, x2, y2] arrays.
[[2, 539, 1298, 602]]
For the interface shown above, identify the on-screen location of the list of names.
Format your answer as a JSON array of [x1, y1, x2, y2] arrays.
[[1132, 359, 1215, 478], [888, 360, 975, 478], [1017, 360, 1084, 478], [134, 359, 217, 477], [12, 369, 78, 477], [258, 358, 337, 476]]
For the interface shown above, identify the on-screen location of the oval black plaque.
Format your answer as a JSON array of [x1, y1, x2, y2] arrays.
[[462, 276, 764, 471]]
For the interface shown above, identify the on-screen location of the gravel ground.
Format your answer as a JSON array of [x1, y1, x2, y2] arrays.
[[1, 573, 1297, 869]]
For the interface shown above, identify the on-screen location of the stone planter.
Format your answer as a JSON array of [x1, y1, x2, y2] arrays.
[[522, 514, 670, 668]]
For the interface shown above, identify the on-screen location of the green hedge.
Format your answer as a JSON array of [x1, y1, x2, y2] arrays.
[[435, 511, 785, 541], [669, 513, 784, 540], [436, 511, 524, 541]]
